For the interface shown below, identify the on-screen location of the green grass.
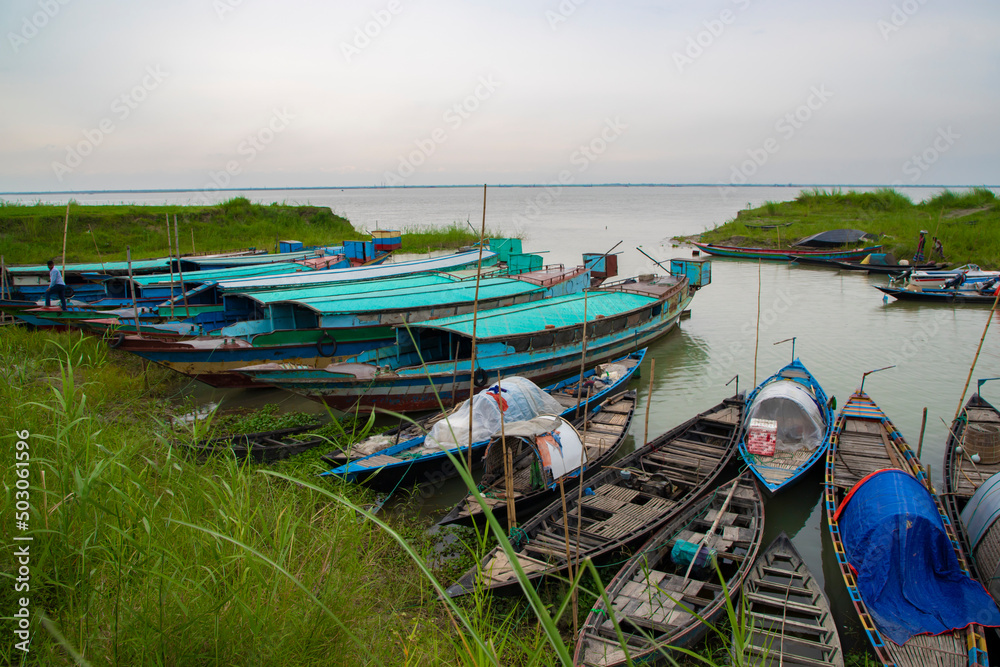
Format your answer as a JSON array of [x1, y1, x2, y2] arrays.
[[698, 187, 1000, 267], [0, 198, 506, 266]]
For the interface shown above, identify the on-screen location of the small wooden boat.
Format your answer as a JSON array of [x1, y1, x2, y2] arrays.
[[738, 532, 843, 667], [437, 390, 636, 527], [321, 350, 644, 492], [788, 254, 946, 273], [574, 472, 764, 667], [875, 285, 1000, 304], [444, 394, 743, 597], [825, 391, 993, 667], [739, 358, 834, 494], [903, 264, 1000, 289], [177, 423, 324, 462], [944, 392, 1000, 599], [691, 242, 882, 262]]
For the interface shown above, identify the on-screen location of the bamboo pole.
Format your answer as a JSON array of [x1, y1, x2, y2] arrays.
[[558, 479, 575, 635], [502, 389, 516, 529], [643, 358, 655, 444], [61, 202, 70, 275], [174, 216, 191, 314], [190, 227, 196, 255], [127, 247, 142, 339], [916, 407, 928, 460], [576, 289, 590, 413], [1, 255, 7, 324], [753, 258, 762, 385], [572, 386, 591, 638], [466, 184, 487, 472], [954, 288, 1000, 420], [166, 214, 175, 318]]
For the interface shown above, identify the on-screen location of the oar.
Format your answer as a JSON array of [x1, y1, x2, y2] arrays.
[[682, 479, 740, 583]]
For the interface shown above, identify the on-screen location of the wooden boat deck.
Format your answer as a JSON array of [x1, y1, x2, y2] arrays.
[[949, 404, 1000, 499], [576, 474, 763, 667], [448, 396, 743, 596], [747, 448, 819, 488], [741, 534, 843, 667]]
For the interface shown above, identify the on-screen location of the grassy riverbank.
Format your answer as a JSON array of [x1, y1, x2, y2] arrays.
[[696, 187, 1000, 268], [0, 198, 496, 265]]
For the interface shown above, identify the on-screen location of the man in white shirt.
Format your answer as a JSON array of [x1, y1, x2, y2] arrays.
[[45, 260, 68, 309]]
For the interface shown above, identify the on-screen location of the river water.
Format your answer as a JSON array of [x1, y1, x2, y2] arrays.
[[14, 184, 1000, 648]]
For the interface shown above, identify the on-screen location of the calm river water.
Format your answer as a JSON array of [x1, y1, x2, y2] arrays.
[[15, 184, 1000, 647]]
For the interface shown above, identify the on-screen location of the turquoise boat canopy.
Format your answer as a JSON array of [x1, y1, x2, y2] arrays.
[[132, 261, 312, 286], [410, 290, 658, 340], [288, 277, 545, 316], [8, 258, 176, 274], [242, 273, 458, 305]]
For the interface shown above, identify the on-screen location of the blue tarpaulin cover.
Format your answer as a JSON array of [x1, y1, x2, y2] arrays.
[[835, 469, 1000, 645]]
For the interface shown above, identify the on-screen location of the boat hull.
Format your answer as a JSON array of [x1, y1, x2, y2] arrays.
[[692, 242, 883, 261]]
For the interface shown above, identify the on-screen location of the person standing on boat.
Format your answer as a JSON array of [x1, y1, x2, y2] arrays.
[[913, 230, 928, 263], [44, 260, 68, 309], [932, 237, 945, 260]]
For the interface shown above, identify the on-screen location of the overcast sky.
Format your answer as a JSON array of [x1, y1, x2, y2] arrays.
[[1, 0, 997, 192]]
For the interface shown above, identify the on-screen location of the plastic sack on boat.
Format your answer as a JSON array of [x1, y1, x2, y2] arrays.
[[744, 381, 825, 453], [424, 376, 564, 450]]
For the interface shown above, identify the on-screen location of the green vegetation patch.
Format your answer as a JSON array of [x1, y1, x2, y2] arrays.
[[698, 187, 1000, 268]]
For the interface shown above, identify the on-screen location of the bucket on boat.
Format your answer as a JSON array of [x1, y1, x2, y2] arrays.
[[670, 540, 716, 572], [965, 423, 1000, 465]]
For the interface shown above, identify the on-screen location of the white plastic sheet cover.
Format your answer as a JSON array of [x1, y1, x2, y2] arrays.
[[425, 376, 564, 450], [744, 381, 825, 453], [500, 417, 586, 482]]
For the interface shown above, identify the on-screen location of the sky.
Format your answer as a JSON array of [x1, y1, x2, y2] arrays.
[[1, 0, 998, 193]]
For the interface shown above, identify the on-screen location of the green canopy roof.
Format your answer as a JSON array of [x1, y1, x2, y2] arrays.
[[411, 290, 657, 339]]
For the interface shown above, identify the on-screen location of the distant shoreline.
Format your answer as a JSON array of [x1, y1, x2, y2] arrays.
[[2, 183, 995, 197]]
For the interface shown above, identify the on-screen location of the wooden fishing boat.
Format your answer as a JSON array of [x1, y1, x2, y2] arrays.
[[436, 390, 635, 527], [237, 264, 710, 412], [574, 472, 764, 667], [902, 264, 1000, 289], [176, 423, 324, 462], [737, 532, 843, 667], [788, 255, 946, 273], [944, 392, 1000, 599], [738, 358, 834, 494], [875, 285, 1000, 304], [443, 393, 742, 597], [825, 391, 993, 667], [113, 264, 589, 388], [691, 242, 882, 262], [321, 350, 645, 492]]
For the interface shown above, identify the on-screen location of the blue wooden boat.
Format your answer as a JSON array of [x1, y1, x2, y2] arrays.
[[691, 241, 882, 262], [325, 349, 643, 495], [236, 262, 709, 412], [112, 264, 590, 388], [876, 285, 1000, 304], [738, 358, 833, 493], [826, 391, 994, 667]]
